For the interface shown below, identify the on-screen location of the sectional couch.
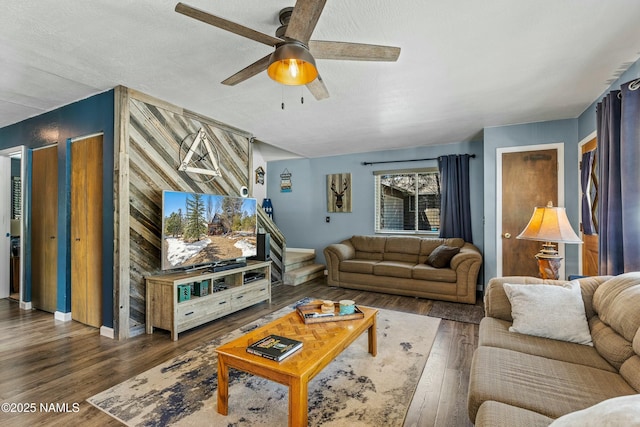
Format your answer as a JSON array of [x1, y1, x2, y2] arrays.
[[468, 273, 640, 426], [323, 235, 482, 304]]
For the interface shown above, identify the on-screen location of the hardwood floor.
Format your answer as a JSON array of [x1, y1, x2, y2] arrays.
[[0, 279, 479, 426]]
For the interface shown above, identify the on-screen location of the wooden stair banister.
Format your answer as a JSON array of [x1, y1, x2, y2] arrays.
[[257, 206, 286, 284]]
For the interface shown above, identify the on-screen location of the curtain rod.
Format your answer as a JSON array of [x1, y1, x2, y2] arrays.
[[361, 153, 476, 166]]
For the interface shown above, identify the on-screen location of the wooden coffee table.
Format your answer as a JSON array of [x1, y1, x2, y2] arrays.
[[215, 305, 378, 427]]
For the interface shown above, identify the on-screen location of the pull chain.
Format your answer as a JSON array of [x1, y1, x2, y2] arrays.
[[280, 87, 307, 109]]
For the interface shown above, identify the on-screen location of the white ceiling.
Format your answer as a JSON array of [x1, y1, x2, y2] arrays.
[[2, 1, 640, 159]]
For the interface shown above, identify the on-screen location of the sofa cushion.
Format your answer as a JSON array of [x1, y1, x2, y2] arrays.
[[475, 401, 553, 427], [483, 276, 607, 323], [383, 237, 421, 263], [384, 252, 419, 263], [478, 317, 616, 372], [588, 273, 640, 371], [350, 235, 385, 260], [625, 330, 640, 391], [589, 316, 635, 370], [468, 346, 637, 421], [339, 259, 378, 275], [373, 261, 414, 279], [620, 355, 640, 393], [621, 324, 640, 392], [418, 237, 465, 263], [339, 272, 459, 297], [592, 272, 640, 343], [503, 281, 593, 346], [548, 394, 640, 427], [412, 264, 457, 282], [426, 244, 460, 268]]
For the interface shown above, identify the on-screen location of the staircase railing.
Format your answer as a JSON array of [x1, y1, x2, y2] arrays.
[[257, 206, 286, 284]]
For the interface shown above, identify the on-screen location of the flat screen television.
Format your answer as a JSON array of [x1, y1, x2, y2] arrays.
[[161, 190, 258, 271]]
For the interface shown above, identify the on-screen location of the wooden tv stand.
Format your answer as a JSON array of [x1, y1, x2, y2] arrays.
[[145, 260, 271, 341]]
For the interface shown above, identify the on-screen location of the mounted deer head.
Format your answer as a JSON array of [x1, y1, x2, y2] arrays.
[[331, 179, 349, 209]]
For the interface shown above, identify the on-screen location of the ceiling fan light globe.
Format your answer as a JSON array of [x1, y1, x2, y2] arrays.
[[267, 42, 318, 85], [268, 59, 317, 85]]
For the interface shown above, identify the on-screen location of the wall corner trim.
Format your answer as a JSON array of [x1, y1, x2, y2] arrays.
[[100, 326, 115, 339], [54, 311, 72, 322]]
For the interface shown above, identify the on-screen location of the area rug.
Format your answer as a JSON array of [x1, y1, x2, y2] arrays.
[[88, 300, 441, 426], [428, 300, 484, 324]]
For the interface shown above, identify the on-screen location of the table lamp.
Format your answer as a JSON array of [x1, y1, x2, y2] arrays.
[[516, 201, 582, 280]]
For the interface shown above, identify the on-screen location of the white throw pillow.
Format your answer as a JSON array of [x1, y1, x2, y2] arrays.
[[549, 394, 640, 426], [503, 280, 593, 346]]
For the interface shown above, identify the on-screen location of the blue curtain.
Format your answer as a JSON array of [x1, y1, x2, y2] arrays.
[[580, 150, 596, 235], [438, 154, 472, 242], [596, 78, 640, 275]]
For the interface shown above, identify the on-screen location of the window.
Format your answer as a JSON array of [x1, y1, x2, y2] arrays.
[[374, 168, 441, 233]]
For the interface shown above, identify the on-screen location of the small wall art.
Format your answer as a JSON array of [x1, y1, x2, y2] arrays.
[[280, 168, 292, 192], [255, 166, 265, 185], [327, 172, 352, 213]]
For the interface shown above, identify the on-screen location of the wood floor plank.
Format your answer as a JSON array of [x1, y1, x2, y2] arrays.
[[0, 279, 480, 426], [404, 320, 453, 427]]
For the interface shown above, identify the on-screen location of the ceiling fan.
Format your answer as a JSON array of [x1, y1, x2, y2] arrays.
[[175, 1, 401, 100]]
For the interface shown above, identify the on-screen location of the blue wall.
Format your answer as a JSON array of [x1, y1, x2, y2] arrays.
[[267, 141, 485, 276], [0, 91, 115, 328], [482, 119, 579, 281]]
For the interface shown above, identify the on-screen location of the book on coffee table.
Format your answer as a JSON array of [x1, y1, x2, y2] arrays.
[[246, 334, 303, 361]]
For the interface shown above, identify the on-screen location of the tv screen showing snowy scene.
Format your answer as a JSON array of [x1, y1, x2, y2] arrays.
[[161, 190, 258, 270]]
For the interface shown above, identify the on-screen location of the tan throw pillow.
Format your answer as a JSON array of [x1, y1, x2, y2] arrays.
[[426, 245, 460, 268], [503, 280, 593, 346], [549, 394, 640, 426]]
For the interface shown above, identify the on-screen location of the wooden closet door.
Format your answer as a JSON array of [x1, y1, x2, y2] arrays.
[[31, 145, 58, 312], [71, 135, 103, 327], [501, 148, 558, 277]]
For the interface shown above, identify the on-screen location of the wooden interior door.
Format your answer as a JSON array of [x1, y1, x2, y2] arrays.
[[31, 145, 58, 312], [581, 138, 599, 276], [71, 135, 103, 328], [501, 148, 558, 277]]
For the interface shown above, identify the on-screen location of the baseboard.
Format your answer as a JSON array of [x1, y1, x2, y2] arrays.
[[20, 301, 32, 310], [100, 326, 115, 339], [54, 311, 72, 322], [286, 247, 315, 253]]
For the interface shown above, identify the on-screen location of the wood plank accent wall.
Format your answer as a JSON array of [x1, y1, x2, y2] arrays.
[[257, 207, 285, 284], [114, 87, 290, 339]]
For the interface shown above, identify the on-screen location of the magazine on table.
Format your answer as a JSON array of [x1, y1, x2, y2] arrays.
[[246, 334, 303, 361]]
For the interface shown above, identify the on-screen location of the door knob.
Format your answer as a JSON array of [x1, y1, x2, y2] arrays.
[[503, 232, 512, 239]]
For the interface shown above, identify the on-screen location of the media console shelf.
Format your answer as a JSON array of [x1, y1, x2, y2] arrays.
[[145, 260, 271, 341]]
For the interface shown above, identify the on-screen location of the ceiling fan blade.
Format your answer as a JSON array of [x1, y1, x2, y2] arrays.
[[221, 54, 271, 86], [285, 0, 327, 44], [306, 74, 330, 100], [309, 40, 401, 61], [175, 2, 281, 47]]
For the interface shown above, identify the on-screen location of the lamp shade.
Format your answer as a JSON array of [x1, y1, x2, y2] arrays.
[[267, 41, 318, 86], [516, 202, 582, 244]]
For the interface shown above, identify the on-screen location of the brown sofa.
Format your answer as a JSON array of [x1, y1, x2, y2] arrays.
[[323, 235, 482, 304], [468, 273, 640, 426]]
